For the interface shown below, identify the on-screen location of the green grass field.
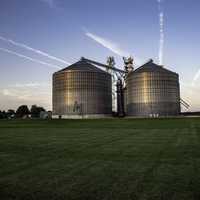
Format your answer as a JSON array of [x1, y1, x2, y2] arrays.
[[0, 118, 200, 200]]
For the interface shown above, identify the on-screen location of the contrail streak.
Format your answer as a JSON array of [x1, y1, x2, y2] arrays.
[[0, 35, 71, 65], [192, 68, 200, 85], [0, 47, 61, 69], [157, 0, 164, 65], [85, 31, 130, 57], [40, 0, 54, 7], [85, 30, 142, 65]]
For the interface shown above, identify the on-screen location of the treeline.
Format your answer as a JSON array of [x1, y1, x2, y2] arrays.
[[0, 105, 52, 119]]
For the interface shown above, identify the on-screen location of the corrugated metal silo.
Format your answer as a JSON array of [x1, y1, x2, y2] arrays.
[[53, 58, 112, 118], [126, 60, 180, 117]]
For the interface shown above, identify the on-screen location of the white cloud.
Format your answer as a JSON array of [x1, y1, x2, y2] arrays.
[[2, 89, 14, 97], [10, 82, 50, 88], [0, 82, 52, 110]]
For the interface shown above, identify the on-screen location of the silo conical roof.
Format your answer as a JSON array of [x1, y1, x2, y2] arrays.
[[134, 59, 177, 74], [57, 59, 107, 73]]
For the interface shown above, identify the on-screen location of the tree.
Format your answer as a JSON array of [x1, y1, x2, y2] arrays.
[[7, 109, 15, 119], [30, 105, 45, 118], [16, 105, 30, 118], [0, 111, 5, 119], [0, 111, 7, 119]]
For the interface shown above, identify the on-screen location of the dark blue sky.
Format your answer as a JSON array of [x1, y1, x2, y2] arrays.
[[0, 0, 200, 110]]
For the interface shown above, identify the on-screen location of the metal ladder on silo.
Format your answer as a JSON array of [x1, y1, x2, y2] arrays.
[[180, 98, 190, 109]]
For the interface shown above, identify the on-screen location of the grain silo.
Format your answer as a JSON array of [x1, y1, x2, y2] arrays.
[[53, 58, 112, 118], [126, 59, 180, 117]]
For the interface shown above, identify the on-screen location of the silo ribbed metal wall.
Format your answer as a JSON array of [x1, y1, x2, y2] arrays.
[[53, 71, 112, 116], [126, 71, 180, 116]]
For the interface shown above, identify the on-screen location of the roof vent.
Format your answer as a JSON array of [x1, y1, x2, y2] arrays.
[[149, 59, 153, 63]]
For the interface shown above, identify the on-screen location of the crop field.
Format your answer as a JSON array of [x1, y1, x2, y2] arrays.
[[0, 118, 200, 200]]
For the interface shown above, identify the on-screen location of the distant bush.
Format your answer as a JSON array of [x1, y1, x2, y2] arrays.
[[30, 105, 45, 118], [0, 111, 7, 119], [16, 105, 30, 118]]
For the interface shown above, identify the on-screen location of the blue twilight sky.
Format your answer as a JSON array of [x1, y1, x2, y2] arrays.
[[0, 0, 200, 111]]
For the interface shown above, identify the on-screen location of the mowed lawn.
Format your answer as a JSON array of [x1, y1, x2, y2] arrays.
[[0, 118, 200, 200]]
